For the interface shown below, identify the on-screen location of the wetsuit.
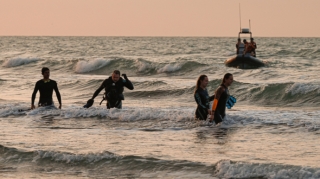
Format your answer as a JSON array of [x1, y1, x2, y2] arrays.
[[213, 84, 230, 124], [31, 79, 62, 106], [92, 76, 134, 109], [194, 88, 214, 120]]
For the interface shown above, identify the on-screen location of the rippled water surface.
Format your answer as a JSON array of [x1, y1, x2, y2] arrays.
[[0, 37, 320, 178]]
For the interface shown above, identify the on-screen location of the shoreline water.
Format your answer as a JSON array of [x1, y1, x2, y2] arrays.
[[1, 36, 320, 178]]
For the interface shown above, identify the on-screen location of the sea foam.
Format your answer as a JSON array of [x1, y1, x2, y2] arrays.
[[157, 63, 181, 73], [2, 57, 39, 67], [74, 59, 112, 73]]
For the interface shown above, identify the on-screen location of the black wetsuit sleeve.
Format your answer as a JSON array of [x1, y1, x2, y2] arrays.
[[53, 82, 62, 105], [31, 82, 39, 105], [194, 92, 207, 109], [91, 81, 105, 99], [215, 87, 225, 100], [123, 78, 134, 90]]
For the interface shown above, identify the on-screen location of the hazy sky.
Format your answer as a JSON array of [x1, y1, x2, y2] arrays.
[[0, 0, 319, 37]]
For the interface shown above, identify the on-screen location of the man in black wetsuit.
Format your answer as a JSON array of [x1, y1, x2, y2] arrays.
[[31, 67, 62, 109], [209, 73, 233, 125], [89, 70, 134, 109]]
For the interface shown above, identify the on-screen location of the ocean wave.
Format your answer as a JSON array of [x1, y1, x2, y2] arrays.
[[135, 59, 156, 73], [156, 61, 204, 74], [286, 82, 320, 95], [226, 110, 320, 130], [232, 81, 320, 107], [1, 144, 320, 179], [157, 63, 182, 73], [0, 144, 119, 165], [2, 103, 320, 131], [0, 104, 30, 117], [2, 57, 40, 67], [215, 160, 320, 179], [33, 150, 118, 164], [127, 87, 194, 98], [74, 59, 112, 73], [32, 107, 193, 121]]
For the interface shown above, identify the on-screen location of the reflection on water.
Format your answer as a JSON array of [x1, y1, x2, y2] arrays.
[[195, 127, 232, 145]]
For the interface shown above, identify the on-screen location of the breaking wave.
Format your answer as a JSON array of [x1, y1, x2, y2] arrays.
[[2, 57, 40, 67]]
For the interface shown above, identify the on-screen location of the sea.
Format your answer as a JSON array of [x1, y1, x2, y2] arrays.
[[0, 36, 320, 179]]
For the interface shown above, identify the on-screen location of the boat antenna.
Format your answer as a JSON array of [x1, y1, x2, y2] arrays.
[[239, 3, 242, 32]]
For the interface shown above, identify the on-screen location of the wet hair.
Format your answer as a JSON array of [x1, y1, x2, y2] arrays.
[[42, 67, 49, 74], [113, 70, 121, 75], [221, 73, 233, 85], [194, 75, 208, 94]]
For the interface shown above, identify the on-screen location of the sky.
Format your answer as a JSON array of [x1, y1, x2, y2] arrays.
[[0, 0, 319, 37]]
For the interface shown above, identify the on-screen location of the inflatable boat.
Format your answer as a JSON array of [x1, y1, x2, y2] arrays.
[[225, 28, 266, 69]]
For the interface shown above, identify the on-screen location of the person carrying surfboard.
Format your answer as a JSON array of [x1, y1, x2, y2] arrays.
[[85, 70, 134, 109], [209, 73, 234, 125], [31, 67, 62, 109]]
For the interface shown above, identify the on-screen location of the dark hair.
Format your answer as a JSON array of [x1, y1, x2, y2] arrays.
[[42, 67, 49, 74], [221, 73, 233, 85], [238, 38, 241, 41], [194, 75, 207, 94], [251, 38, 254, 40], [113, 70, 120, 75]]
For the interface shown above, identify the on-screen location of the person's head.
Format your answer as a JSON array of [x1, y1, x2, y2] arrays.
[[41, 67, 50, 79], [111, 70, 121, 82], [238, 38, 241, 42], [221, 73, 233, 87], [243, 39, 247, 44], [195, 75, 208, 93], [250, 38, 254, 42]]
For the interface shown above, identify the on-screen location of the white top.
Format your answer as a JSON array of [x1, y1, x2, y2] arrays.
[[238, 43, 245, 54]]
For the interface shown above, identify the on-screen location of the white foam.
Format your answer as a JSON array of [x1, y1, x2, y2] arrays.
[[157, 63, 181, 73], [0, 104, 30, 117], [2, 103, 320, 131], [2, 57, 39, 67], [74, 59, 112, 73], [286, 83, 320, 95], [215, 160, 320, 179], [25, 106, 194, 122], [135, 60, 152, 72], [33, 150, 118, 164]]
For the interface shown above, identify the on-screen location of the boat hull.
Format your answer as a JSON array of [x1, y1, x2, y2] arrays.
[[225, 55, 265, 69]]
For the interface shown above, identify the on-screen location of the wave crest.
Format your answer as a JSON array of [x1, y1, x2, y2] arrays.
[[157, 63, 181, 73], [74, 59, 112, 73], [2, 57, 39, 67], [286, 83, 320, 95]]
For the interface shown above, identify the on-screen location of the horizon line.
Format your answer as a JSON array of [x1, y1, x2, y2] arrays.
[[1, 35, 320, 38]]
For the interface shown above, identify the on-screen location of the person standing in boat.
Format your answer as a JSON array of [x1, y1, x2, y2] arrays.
[[250, 38, 257, 57], [243, 39, 254, 57], [236, 38, 245, 55]]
